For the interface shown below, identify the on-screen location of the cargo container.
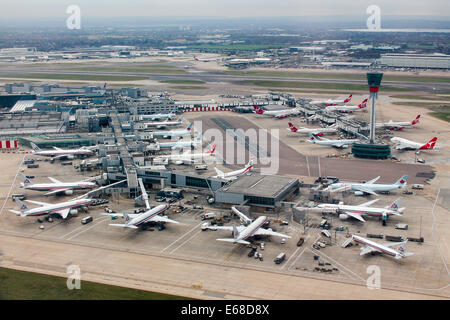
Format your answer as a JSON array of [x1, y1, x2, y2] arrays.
[[274, 252, 286, 264]]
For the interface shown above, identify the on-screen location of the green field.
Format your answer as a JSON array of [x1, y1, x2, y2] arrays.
[[226, 70, 450, 84], [0, 267, 189, 300], [68, 65, 187, 74], [0, 73, 148, 81], [168, 86, 207, 90], [392, 101, 448, 107], [238, 80, 412, 92], [429, 112, 450, 122], [160, 79, 206, 85], [390, 94, 450, 101], [188, 44, 283, 51]]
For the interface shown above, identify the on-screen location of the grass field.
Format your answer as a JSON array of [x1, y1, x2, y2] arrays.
[[160, 79, 206, 85], [238, 80, 412, 92], [392, 101, 448, 107], [0, 267, 189, 300], [429, 112, 450, 122], [0, 73, 148, 81], [390, 94, 450, 101], [188, 44, 283, 51], [68, 65, 187, 74], [168, 86, 207, 90], [226, 70, 450, 83]]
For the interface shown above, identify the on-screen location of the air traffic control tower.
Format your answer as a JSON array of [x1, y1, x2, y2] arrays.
[[351, 72, 391, 159]]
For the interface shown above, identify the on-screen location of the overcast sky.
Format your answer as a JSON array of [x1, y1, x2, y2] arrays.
[[1, 0, 449, 18]]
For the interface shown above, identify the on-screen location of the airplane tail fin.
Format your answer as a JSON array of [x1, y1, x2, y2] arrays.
[[394, 175, 408, 188], [15, 198, 28, 212], [344, 94, 352, 103], [288, 122, 298, 132], [19, 173, 32, 187], [30, 142, 40, 152], [359, 98, 368, 108], [411, 115, 420, 125], [194, 133, 203, 144], [308, 133, 318, 142], [232, 224, 239, 239], [420, 137, 437, 150], [389, 198, 403, 211], [186, 123, 193, 131], [246, 159, 254, 170], [123, 212, 130, 222], [398, 240, 413, 258], [206, 144, 216, 154]]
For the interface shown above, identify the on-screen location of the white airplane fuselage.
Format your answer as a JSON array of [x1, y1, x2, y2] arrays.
[[235, 216, 268, 242], [20, 198, 94, 217], [23, 181, 97, 192], [352, 235, 404, 259], [124, 204, 169, 227], [318, 203, 400, 219]]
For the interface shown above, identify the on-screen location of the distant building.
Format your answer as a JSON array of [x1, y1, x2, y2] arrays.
[[379, 53, 450, 69]]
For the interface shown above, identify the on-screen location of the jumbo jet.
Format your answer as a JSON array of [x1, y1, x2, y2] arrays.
[[203, 206, 290, 245], [324, 98, 368, 113], [390, 136, 437, 152], [31, 143, 95, 160], [351, 235, 414, 260], [253, 105, 301, 118], [317, 198, 404, 223], [105, 178, 178, 229], [156, 134, 202, 150], [213, 160, 254, 181], [19, 173, 98, 196], [154, 144, 216, 165], [308, 133, 359, 149], [9, 180, 126, 219], [194, 55, 221, 62], [376, 115, 420, 131], [140, 110, 176, 121], [328, 175, 408, 196], [287, 122, 337, 136], [152, 123, 192, 139], [310, 94, 352, 106], [145, 117, 184, 129]]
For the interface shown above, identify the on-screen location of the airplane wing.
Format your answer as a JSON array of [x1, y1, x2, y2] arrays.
[[360, 246, 381, 256], [52, 154, 70, 160], [381, 241, 406, 248], [358, 199, 380, 207], [150, 215, 179, 224], [341, 211, 365, 222], [205, 225, 246, 233], [109, 224, 139, 229], [44, 188, 72, 196], [352, 186, 378, 196], [55, 208, 70, 219], [102, 212, 139, 219], [231, 207, 252, 224], [254, 228, 291, 238], [25, 199, 51, 206], [48, 177, 62, 184], [365, 176, 380, 184]]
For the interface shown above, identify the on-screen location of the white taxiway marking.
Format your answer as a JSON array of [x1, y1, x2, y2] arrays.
[[160, 222, 203, 253], [305, 156, 311, 177], [168, 230, 202, 255], [0, 154, 26, 217], [65, 218, 108, 241]]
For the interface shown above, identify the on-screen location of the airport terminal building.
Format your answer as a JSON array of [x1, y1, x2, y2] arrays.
[[214, 174, 300, 209]]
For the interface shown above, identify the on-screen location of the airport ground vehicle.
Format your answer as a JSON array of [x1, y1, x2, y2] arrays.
[[274, 252, 286, 264], [412, 184, 424, 190], [157, 188, 183, 199], [81, 216, 93, 225], [27, 164, 39, 169], [297, 237, 305, 246], [12, 194, 26, 201], [260, 242, 265, 250]]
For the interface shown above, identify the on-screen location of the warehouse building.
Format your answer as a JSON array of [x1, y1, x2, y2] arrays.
[[378, 53, 450, 69], [214, 174, 300, 209]]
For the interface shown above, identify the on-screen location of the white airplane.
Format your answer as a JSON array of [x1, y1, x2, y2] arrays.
[[203, 206, 291, 245], [376, 115, 420, 131], [213, 160, 254, 181], [328, 175, 408, 196], [152, 123, 192, 139], [154, 144, 216, 165], [317, 198, 404, 222], [105, 178, 178, 229], [140, 110, 176, 121], [308, 133, 359, 149], [19, 173, 98, 196], [325, 98, 368, 113], [310, 94, 352, 106], [390, 136, 437, 152], [253, 105, 301, 118], [9, 180, 126, 219], [287, 122, 337, 136], [31, 143, 95, 160], [156, 134, 202, 150], [145, 117, 184, 129], [194, 55, 221, 62], [351, 234, 414, 260]]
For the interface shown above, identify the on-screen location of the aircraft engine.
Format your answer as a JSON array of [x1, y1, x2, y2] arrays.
[[175, 160, 184, 165], [339, 214, 349, 220], [354, 191, 364, 196], [389, 126, 395, 130], [69, 209, 78, 215], [67, 155, 75, 160], [397, 127, 403, 131], [64, 189, 74, 195]]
